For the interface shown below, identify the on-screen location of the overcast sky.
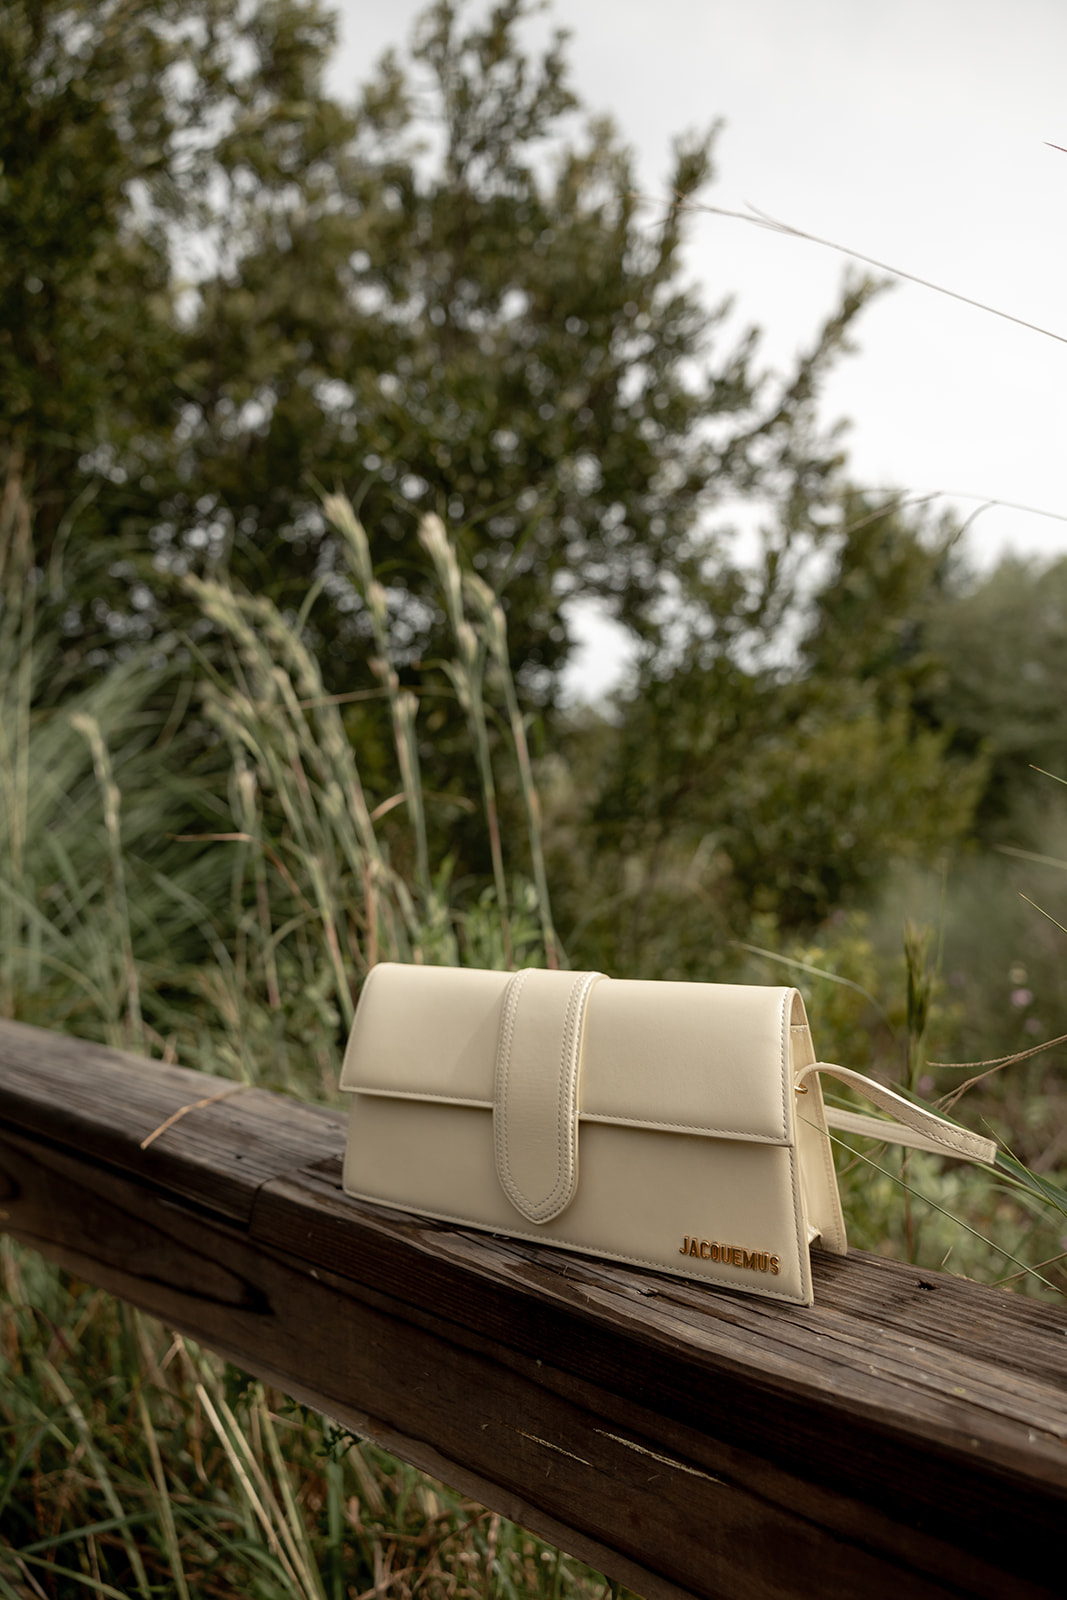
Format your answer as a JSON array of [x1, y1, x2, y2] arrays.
[[330, 0, 1067, 691]]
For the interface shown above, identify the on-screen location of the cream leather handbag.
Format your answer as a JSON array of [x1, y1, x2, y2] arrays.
[[339, 964, 996, 1306]]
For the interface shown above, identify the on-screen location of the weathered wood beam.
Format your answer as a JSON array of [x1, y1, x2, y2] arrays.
[[0, 1018, 1064, 1600]]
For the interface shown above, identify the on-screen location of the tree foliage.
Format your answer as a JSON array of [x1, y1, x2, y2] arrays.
[[556, 493, 987, 975], [4, 0, 875, 690], [916, 554, 1067, 834]]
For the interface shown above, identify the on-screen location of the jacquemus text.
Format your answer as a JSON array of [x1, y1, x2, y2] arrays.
[[679, 1237, 780, 1273]]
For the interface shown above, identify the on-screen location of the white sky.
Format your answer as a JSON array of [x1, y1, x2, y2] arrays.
[[330, 0, 1067, 695]]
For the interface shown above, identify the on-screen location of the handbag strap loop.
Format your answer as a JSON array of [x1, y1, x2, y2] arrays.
[[796, 1061, 996, 1167], [494, 968, 607, 1223]]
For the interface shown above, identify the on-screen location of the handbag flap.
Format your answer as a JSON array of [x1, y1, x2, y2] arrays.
[[340, 964, 797, 1145]]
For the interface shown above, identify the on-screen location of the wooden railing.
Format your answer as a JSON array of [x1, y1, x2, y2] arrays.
[[0, 1016, 1064, 1600]]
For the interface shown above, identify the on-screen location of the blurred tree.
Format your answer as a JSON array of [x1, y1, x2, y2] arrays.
[[0, 0, 349, 655], [799, 498, 1067, 840], [558, 493, 987, 974], [183, 0, 875, 692], [3, 0, 871, 695], [798, 490, 961, 701], [917, 553, 1067, 836]]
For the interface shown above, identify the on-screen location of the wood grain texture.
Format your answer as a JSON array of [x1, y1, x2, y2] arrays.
[[1, 1018, 1065, 1599], [0, 1017, 344, 1221]]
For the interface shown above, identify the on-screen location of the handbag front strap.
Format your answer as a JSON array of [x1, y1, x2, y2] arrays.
[[493, 968, 607, 1223], [796, 1062, 996, 1166]]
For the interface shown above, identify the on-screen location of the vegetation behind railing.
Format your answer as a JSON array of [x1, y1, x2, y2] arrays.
[[3, 466, 1067, 1594]]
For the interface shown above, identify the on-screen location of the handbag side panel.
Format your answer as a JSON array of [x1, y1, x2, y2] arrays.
[[789, 1003, 847, 1256]]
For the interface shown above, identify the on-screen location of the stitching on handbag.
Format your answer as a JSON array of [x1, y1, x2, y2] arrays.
[[788, 1005, 846, 1254], [350, 1088, 493, 1108], [579, 1113, 789, 1139], [560, 973, 594, 1210], [807, 1056, 846, 1254], [815, 1091, 845, 1252], [828, 1106, 987, 1158], [494, 967, 530, 1219], [783, 993, 824, 1276], [353, 1094, 791, 1139], [546, 974, 578, 1215], [495, 970, 602, 1224], [343, 1188, 808, 1303], [546, 976, 575, 1215], [524, 971, 597, 1221], [777, 989, 790, 1143], [808, 1063, 990, 1160], [786, 1142, 809, 1299]]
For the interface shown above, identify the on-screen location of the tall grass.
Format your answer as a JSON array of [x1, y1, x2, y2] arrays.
[[0, 479, 556, 1081], [1, 480, 625, 1597]]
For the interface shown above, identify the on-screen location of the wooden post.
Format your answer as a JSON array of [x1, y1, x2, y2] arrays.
[[0, 1017, 1064, 1600]]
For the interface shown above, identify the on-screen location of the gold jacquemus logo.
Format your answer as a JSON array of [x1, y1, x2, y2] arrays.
[[680, 1236, 780, 1274]]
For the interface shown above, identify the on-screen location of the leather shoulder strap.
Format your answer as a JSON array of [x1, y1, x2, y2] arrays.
[[796, 1061, 996, 1166]]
